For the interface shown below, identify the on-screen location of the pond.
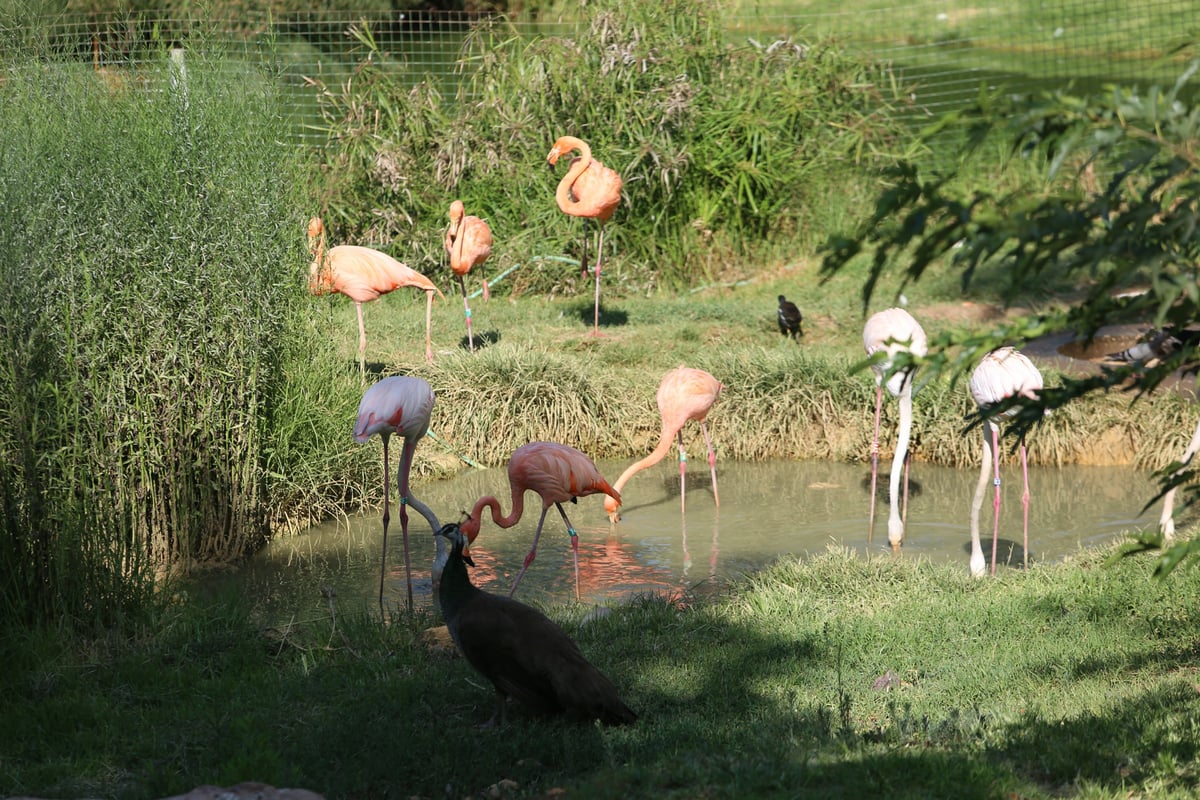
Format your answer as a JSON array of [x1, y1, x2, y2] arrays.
[[205, 459, 1158, 623]]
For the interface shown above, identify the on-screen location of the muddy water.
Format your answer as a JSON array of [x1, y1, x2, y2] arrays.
[[206, 460, 1159, 622]]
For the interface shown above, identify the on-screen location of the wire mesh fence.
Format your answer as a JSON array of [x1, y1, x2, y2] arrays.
[[3, 0, 1196, 146]]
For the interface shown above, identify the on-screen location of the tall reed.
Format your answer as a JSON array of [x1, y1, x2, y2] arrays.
[[0, 44, 308, 626]]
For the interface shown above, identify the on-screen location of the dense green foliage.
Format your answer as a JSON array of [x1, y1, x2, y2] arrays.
[[306, 0, 909, 292], [4, 548, 1199, 798], [0, 48, 319, 625], [821, 57, 1200, 571]]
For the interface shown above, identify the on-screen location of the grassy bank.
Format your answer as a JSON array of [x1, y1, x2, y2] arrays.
[[4, 545, 1198, 799], [307, 256, 1200, 491]]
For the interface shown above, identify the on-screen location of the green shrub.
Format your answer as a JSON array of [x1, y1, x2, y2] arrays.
[[305, 0, 910, 294]]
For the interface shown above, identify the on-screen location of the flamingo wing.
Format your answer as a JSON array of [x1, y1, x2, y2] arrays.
[[510, 442, 619, 506], [568, 160, 623, 221]]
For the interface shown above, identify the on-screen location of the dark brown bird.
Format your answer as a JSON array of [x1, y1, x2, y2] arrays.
[[436, 523, 638, 727], [777, 295, 802, 339]]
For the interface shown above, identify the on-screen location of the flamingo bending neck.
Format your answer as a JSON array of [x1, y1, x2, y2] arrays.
[[464, 489, 528, 540], [603, 424, 675, 517]]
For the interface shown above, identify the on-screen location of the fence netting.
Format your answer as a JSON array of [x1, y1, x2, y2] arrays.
[[2, 0, 1195, 145]]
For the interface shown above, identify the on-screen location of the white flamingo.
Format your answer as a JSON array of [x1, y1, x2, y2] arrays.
[[862, 308, 928, 551], [968, 347, 1044, 577]]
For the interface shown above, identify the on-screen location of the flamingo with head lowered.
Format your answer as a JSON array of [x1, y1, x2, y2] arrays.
[[547, 136, 622, 337], [461, 441, 620, 600], [605, 367, 723, 523], [354, 376, 443, 614], [969, 346, 1044, 577], [862, 308, 928, 552]]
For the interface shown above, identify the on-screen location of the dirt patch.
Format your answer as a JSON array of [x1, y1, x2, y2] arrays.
[[917, 300, 1013, 326]]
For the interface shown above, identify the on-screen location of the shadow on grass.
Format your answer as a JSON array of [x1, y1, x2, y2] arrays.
[[458, 329, 502, 352], [6, 564, 1200, 799], [571, 302, 629, 331]]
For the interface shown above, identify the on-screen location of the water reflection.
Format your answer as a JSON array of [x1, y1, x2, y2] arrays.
[[209, 461, 1156, 622]]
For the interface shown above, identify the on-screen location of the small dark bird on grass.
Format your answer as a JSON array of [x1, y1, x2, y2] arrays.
[[436, 523, 638, 727], [777, 295, 803, 339]]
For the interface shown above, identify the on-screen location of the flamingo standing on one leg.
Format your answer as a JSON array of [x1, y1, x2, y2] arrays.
[[546, 136, 622, 337], [444, 200, 493, 353], [968, 347, 1044, 577], [460, 441, 620, 600], [307, 217, 445, 371], [354, 376, 443, 615], [604, 366, 723, 523], [862, 308, 928, 552]]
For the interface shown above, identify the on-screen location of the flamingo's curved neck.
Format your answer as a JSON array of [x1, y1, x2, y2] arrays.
[[308, 229, 329, 293], [555, 139, 593, 213], [470, 486, 527, 530], [451, 219, 466, 264], [613, 423, 676, 494]]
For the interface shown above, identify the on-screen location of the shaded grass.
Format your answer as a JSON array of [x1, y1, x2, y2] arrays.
[[4, 545, 1199, 798]]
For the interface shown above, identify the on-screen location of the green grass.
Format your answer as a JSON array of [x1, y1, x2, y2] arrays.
[[4, 7, 1200, 797], [3, 546, 1199, 798]]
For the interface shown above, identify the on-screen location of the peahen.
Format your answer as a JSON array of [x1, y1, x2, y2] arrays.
[[436, 523, 638, 727]]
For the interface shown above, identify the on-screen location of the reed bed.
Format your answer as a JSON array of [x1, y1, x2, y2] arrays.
[[0, 47, 310, 624]]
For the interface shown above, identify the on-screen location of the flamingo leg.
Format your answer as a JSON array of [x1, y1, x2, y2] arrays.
[[1020, 437, 1031, 570], [554, 502, 581, 601], [579, 218, 591, 278], [591, 225, 605, 337], [509, 505, 553, 597], [423, 291, 435, 364], [868, 382, 883, 542], [680, 517, 692, 575], [395, 439, 416, 612], [459, 275, 475, 353], [990, 422, 1002, 577], [701, 421, 719, 508], [901, 449, 911, 528], [677, 430, 687, 516], [355, 301, 367, 378], [378, 433, 391, 619]]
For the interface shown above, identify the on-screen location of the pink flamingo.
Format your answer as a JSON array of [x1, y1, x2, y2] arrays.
[[604, 366, 723, 523], [862, 308, 928, 551], [308, 217, 445, 370], [968, 347, 1044, 576], [461, 441, 620, 599], [546, 136, 622, 337], [354, 376, 443, 613], [444, 200, 493, 353]]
